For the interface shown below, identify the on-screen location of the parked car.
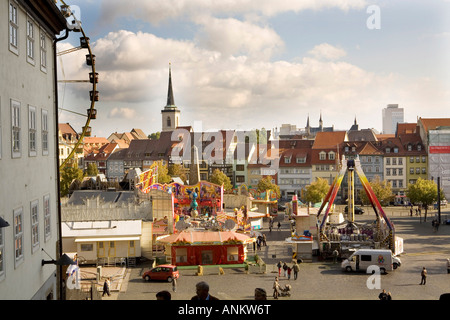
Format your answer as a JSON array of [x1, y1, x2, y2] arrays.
[[142, 264, 179, 282], [344, 206, 364, 215]]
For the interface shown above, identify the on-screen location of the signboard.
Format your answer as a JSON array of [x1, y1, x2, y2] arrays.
[[429, 146, 450, 154]]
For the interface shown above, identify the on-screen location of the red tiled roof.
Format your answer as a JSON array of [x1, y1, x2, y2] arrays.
[[312, 131, 347, 149]]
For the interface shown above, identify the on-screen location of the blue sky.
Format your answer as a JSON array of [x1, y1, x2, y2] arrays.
[[57, 0, 450, 137]]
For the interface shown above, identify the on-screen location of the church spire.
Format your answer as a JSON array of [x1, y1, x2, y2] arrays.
[[166, 63, 175, 107]]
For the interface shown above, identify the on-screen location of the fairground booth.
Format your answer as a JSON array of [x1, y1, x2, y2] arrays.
[[156, 230, 254, 266]]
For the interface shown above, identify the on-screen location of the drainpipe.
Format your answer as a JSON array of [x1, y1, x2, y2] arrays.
[[53, 28, 70, 300]]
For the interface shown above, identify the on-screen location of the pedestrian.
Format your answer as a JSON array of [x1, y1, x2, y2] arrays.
[[273, 277, 280, 299], [332, 249, 339, 264], [277, 221, 281, 231], [287, 266, 291, 280], [262, 234, 267, 246], [420, 267, 427, 285], [387, 292, 392, 300], [156, 290, 171, 300], [253, 240, 256, 251], [277, 261, 282, 277], [447, 259, 450, 274], [191, 281, 219, 300], [378, 289, 387, 300], [292, 262, 299, 280], [172, 277, 177, 292], [283, 262, 288, 277], [102, 278, 111, 297], [410, 208, 413, 216], [254, 288, 267, 300], [256, 238, 261, 251]]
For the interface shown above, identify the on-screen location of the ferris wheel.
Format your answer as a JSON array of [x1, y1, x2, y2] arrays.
[[56, 0, 99, 169]]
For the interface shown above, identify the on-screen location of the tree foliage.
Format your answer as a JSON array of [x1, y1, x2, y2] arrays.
[[86, 163, 98, 176], [60, 164, 84, 197], [358, 175, 393, 206], [156, 161, 172, 184], [209, 169, 232, 190], [168, 163, 187, 183], [256, 176, 280, 198], [304, 178, 329, 204], [406, 178, 437, 220]]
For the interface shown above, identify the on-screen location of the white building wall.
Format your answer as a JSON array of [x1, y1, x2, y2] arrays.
[[0, 0, 61, 299]]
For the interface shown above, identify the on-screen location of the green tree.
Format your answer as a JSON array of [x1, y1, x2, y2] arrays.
[[86, 163, 98, 176], [60, 164, 84, 197], [358, 175, 393, 206], [156, 160, 172, 184], [148, 132, 160, 140], [168, 163, 187, 183], [406, 178, 438, 221], [256, 176, 280, 198], [209, 169, 232, 190], [304, 178, 329, 204]]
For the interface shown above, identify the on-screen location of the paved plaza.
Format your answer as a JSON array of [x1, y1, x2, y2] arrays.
[[95, 206, 450, 301]]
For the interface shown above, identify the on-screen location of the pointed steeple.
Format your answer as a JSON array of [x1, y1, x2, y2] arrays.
[[166, 63, 175, 107], [319, 111, 323, 131]]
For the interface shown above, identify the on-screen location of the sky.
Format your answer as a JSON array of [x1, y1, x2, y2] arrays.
[[56, 0, 450, 138]]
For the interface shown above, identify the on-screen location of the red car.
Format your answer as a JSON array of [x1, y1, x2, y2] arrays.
[[142, 264, 179, 282]]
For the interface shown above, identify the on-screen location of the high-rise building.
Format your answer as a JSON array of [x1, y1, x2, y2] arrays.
[[382, 104, 404, 134]]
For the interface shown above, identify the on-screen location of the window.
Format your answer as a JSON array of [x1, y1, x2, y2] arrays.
[[80, 244, 93, 251], [296, 157, 306, 163], [410, 168, 414, 174], [319, 152, 326, 160], [43, 194, 51, 242], [11, 100, 21, 158], [416, 157, 420, 163], [27, 19, 35, 64], [361, 255, 372, 262], [407, 144, 412, 151], [398, 158, 403, 165], [167, 117, 171, 128], [42, 109, 48, 155], [386, 158, 390, 165], [284, 157, 291, 164], [392, 158, 397, 165], [40, 31, 47, 72], [417, 145, 422, 151], [398, 180, 403, 188], [394, 147, 398, 153], [422, 167, 426, 174], [422, 156, 426, 163], [386, 169, 391, 176], [30, 200, 39, 252], [14, 207, 24, 267], [29, 105, 37, 156], [236, 165, 244, 171], [386, 148, 390, 154], [416, 168, 420, 174], [9, 2, 18, 54], [328, 152, 335, 160]]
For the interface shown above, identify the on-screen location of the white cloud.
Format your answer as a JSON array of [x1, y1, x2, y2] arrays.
[[108, 107, 137, 119], [99, 0, 368, 25], [308, 43, 347, 61], [194, 17, 284, 60]]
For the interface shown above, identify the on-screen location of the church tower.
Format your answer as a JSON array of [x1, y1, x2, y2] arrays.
[[161, 63, 181, 132]]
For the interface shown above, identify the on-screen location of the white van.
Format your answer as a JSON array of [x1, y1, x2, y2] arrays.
[[341, 249, 401, 274]]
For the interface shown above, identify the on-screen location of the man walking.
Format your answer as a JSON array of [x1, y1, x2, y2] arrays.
[[292, 262, 299, 280], [420, 267, 427, 285]]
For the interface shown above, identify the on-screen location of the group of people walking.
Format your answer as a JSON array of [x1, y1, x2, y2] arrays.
[[276, 260, 300, 280]]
